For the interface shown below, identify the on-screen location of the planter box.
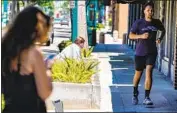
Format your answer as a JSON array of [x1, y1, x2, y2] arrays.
[[46, 82, 100, 110], [46, 59, 100, 110]]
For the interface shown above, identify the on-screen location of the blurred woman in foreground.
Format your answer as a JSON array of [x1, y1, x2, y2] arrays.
[[2, 6, 53, 113]]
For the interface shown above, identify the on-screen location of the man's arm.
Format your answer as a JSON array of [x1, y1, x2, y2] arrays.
[[129, 32, 149, 40], [157, 19, 166, 41], [129, 20, 149, 40]]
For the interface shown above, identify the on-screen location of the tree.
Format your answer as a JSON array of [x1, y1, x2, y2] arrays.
[[36, 1, 54, 16], [8, 0, 54, 23], [60, 1, 70, 14], [9, 0, 32, 22], [36, 0, 54, 9]]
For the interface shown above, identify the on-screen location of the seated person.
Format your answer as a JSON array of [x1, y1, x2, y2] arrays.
[[46, 36, 85, 68], [57, 36, 85, 59]]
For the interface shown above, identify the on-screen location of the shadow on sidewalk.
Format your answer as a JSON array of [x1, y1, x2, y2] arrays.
[[93, 44, 134, 53]]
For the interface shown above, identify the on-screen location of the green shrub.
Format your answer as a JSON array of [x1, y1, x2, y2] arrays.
[[108, 18, 112, 26], [58, 40, 72, 52], [58, 40, 94, 58], [51, 58, 100, 83], [81, 46, 94, 58], [96, 23, 105, 29], [89, 23, 105, 31]]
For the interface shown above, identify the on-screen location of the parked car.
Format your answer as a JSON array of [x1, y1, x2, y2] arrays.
[[54, 18, 61, 24]]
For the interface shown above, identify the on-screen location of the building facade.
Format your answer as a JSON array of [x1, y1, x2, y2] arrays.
[[112, 3, 129, 40]]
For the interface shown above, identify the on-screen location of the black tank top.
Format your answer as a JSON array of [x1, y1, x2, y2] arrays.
[[2, 56, 47, 113]]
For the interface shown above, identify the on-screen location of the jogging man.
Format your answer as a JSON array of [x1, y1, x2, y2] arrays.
[[129, 2, 165, 106]]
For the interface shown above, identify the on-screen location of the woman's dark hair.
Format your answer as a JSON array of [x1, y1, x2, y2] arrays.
[[142, 1, 154, 17], [2, 6, 50, 75]]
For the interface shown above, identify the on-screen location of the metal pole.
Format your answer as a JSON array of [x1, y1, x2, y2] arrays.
[[71, 0, 78, 42]]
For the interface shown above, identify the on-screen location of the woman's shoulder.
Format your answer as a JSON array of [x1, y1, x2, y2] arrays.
[[28, 46, 44, 60]]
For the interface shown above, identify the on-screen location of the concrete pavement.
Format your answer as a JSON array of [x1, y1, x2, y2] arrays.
[[93, 43, 177, 112], [41, 25, 177, 112]]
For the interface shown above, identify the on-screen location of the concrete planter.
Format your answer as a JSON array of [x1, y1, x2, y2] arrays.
[[46, 59, 100, 111]]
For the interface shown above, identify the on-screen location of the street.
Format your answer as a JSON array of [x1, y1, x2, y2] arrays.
[[53, 24, 71, 44]]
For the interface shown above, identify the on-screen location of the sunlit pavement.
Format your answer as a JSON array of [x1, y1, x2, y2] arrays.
[[42, 23, 177, 112], [93, 44, 177, 112]]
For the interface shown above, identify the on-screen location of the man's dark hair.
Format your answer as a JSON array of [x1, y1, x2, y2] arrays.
[[143, 1, 154, 10]]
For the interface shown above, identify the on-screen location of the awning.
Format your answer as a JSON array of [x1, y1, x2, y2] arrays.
[[117, 0, 149, 4]]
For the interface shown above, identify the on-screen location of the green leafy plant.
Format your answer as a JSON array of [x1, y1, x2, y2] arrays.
[[89, 23, 105, 31], [81, 46, 94, 58], [58, 40, 94, 58], [96, 23, 105, 29], [51, 58, 100, 83], [58, 40, 72, 52], [108, 18, 112, 26]]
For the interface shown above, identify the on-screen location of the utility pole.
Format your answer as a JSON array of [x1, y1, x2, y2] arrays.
[[70, 0, 78, 42]]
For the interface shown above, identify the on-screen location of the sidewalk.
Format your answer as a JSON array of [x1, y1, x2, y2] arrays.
[[42, 28, 177, 112], [93, 43, 177, 112]]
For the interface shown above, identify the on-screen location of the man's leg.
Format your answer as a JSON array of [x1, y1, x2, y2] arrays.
[[143, 54, 157, 105], [133, 70, 143, 94], [132, 70, 143, 105], [145, 65, 153, 97], [143, 65, 154, 105], [132, 56, 145, 105]]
